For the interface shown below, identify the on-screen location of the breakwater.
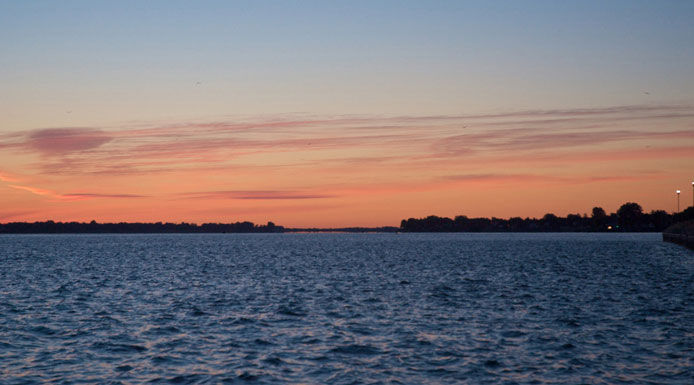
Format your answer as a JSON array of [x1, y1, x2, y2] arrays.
[[663, 232, 694, 249], [663, 220, 694, 249]]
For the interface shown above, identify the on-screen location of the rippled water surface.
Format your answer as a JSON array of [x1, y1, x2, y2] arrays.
[[1, 233, 692, 384]]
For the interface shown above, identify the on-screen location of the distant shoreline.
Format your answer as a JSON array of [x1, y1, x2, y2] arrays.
[[0, 221, 403, 234], [0, 221, 674, 234], [1, 202, 692, 234]]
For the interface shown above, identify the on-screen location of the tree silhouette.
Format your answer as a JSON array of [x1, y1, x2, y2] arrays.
[[591, 207, 607, 230], [617, 202, 643, 231]]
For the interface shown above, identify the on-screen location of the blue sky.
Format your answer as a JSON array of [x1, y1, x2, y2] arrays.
[[2, 0, 693, 125]]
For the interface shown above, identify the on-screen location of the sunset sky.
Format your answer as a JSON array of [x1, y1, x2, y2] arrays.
[[1, 1, 693, 227]]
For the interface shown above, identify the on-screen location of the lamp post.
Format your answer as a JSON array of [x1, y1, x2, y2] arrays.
[[691, 181, 693, 208], [676, 190, 680, 213]]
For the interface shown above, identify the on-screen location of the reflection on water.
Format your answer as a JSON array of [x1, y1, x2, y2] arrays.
[[0, 233, 691, 384]]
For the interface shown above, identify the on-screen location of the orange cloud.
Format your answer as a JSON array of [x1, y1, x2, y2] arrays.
[[8, 184, 57, 197], [0, 171, 20, 183], [7, 184, 145, 201]]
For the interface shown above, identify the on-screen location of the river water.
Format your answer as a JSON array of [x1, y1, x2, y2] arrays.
[[0, 233, 691, 384]]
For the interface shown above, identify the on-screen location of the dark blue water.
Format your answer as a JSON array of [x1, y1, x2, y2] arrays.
[[0, 233, 692, 384]]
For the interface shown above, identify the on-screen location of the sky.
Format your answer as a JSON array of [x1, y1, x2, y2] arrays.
[[1, 0, 693, 227]]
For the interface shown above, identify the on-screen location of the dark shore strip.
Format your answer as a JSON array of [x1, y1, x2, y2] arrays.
[[0, 221, 284, 234], [0, 221, 399, 234]]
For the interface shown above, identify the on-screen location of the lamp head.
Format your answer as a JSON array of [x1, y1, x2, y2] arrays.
[[676, 190, 681, 194]]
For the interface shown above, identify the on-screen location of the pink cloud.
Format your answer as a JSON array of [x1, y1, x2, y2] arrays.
[[27, 128, 113, 156]]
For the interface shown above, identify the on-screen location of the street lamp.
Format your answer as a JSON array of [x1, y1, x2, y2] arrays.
[[691, 181, 693, 208], [676, 190, 680, 213]]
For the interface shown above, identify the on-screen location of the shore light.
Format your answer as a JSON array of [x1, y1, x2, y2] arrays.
[[676, 190, 680, 213]]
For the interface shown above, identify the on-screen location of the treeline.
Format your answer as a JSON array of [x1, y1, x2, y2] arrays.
[[400, 203, 694, 233], [3, 203, 693, 234], [0, 220, 284, 234]]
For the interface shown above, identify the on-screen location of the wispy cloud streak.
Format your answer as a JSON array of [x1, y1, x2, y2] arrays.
[[7, 184, 145, 201], [181, 190, 336, 200], [2, 104, 691, 178], [440, 173, 658, 184]]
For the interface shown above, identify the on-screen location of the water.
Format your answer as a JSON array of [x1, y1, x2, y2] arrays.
[[0, 233, 692, 384]]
